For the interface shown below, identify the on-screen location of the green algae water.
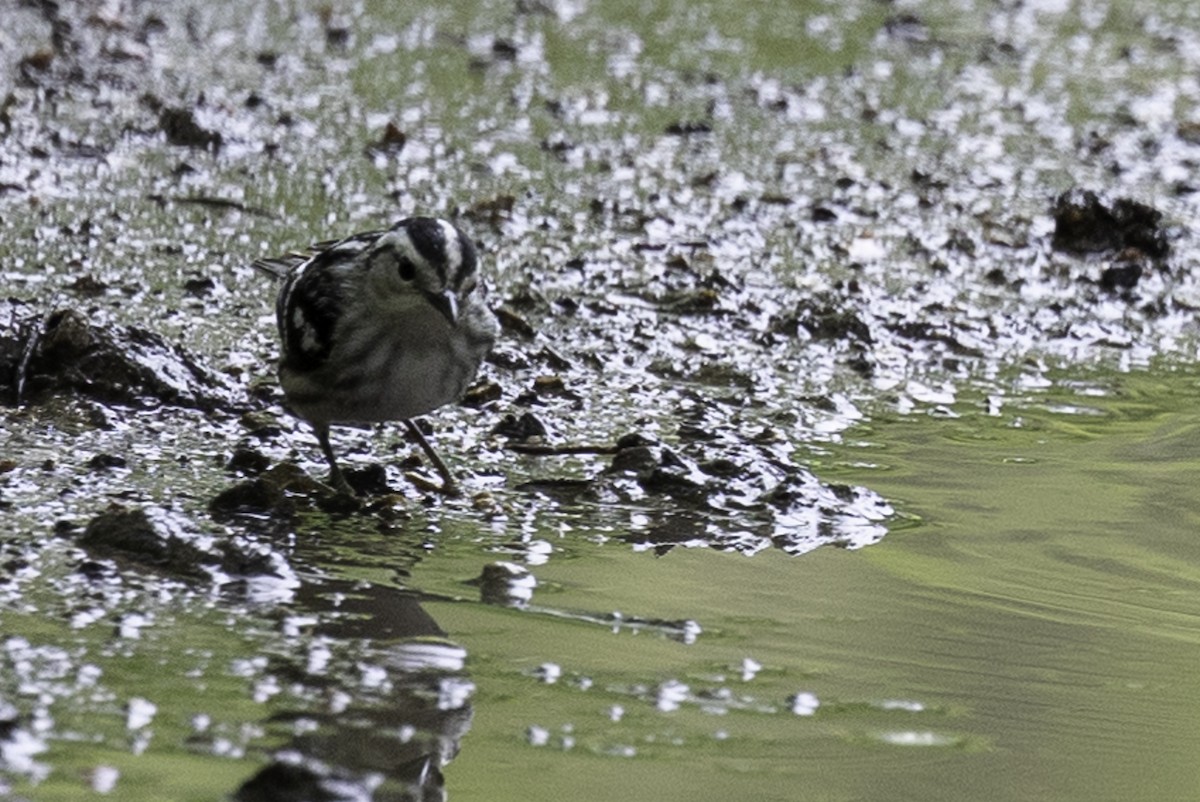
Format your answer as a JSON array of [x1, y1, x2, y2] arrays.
[[424, 367, 1200, 802], [4, 0, 1200, 799]]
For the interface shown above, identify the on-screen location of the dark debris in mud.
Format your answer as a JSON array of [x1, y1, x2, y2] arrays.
[[4, 0, 1199, 576], [1048, 189, 1172, 297], [515, 425, 890, 556], [0, 288, 889, 557], [156, 104, 224, 151], [210, 461, 406, 521], [1051, 189, 1169, 259]]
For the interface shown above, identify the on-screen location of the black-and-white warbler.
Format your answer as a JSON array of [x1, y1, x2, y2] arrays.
[[254, 217, 499, 495]]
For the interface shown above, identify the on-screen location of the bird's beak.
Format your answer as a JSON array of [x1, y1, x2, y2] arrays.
[[423, 288, 459, 325]]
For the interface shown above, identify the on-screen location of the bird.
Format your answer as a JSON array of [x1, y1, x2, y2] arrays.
[[253, 217, 499, 496]]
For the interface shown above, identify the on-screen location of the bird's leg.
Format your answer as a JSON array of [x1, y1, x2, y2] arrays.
[[404, 419, 460, 497], [314, 422, 355, 496]]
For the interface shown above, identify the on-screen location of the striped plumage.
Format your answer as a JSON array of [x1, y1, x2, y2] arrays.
[[254, 217, 498, 495]]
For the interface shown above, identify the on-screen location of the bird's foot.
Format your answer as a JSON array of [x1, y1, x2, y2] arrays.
[[326, 467, 357, 497], [404, 470, 460, 497]]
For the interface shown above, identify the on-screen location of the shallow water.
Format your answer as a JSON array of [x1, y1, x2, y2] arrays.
[[9, 369, 1200, 800], [424, 368, 1200, 801], [4, 0, 1200, 799]]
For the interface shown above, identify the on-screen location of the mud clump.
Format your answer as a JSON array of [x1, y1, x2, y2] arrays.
[[515, 429, 892, 557], [209, 461, 407, 519], [78, 504, 292, 581], [792, 300, 873, 344], [476, 561, 536, 607], [78, 505, 214, 579], [157, 105, 223, 151], [1098, 260, 1144, 292], [1, 307, 239, 412], [1051, 189, 1168, 258]]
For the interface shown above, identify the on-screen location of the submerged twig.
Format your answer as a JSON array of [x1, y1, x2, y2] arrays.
[[506, 443, 619, 456]]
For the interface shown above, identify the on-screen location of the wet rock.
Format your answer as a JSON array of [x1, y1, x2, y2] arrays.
[[1051, 189, 1168, 258], [887, 320, 986, 357], [1, 308, 240, 412], [484, 345, 530, 371], [514, 417, 892, 556], [19, 49, 55, 73], [491, 411, 548, 441], [609, 444, 662, 474], [182, 276, 216, 296], [526, 374, 580, 401], [225, 447, 271, 476], [621, 516, 709, 552], [342, 463, 392, 497], [659, 288, 722, 315], [1099, 261, 1143, 292], [477, 561, 536, 607], [79, 505, 211, 579], [210, 478, 293, 520], [495, 307, 536, 338], [0, 699, 18, 740], [636, 464, 710, 500], [697, 458, 745, 478], [984, 267, 1009, 286], [75, 559, 116, 582], [239, 412, 282, 438], [1, 556, 29, 574], [212, 459, 402, 516], [677, 422, 719, 442], [87, 453, 127, 470], [842, 344, 872, 376], [1178, 121, 1200, 145], [460, 379, 503, 406], [209, 463, 327, 519], [605, 440, 711, 501], [363, 120, 406, 157], [158, 105, 222, 150], [761, 472, 892, 553], [540, 345, 571, 369], [234, 760, 364, 802], [615, 432, 655, 450], [782, 297, 874, 344], [492, 38, 520, 60], [77, 504, 294, 586], [323, 16, 352, 49], [66, 274, 110, 297]]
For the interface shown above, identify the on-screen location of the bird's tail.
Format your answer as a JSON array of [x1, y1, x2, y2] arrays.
[[251, 253, 307, 280]]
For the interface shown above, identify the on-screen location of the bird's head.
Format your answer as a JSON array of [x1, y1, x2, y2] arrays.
[[368, 217, 479, 325]]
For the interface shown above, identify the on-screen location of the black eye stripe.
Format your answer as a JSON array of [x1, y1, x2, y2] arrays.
[[397, 257, 416, 281], [403, 218, 449, 265]]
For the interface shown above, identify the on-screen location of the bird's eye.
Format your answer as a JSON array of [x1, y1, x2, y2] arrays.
[[397, 258, 416, 282]]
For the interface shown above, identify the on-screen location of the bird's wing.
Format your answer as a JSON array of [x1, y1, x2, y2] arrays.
[[251, 251, 309, 279], [251, 232, 386, 280]]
